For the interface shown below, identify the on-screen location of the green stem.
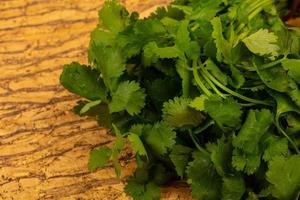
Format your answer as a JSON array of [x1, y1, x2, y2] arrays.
[[200, 66, 227, 98], [193, 63, 212, 97], [188, 130, 210, 156], [201, 67, 270, 105], [194, 120, 215, 134], [275, 116, 300, 153], [259, 56, 287, 70], [248, 0, 272, 20]]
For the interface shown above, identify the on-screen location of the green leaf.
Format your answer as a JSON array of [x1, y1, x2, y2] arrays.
[[267, 155, 300, 200], [222, 176, 246, 200], [144, 122, 176, 155], [204, 95, 242, 130], [282, 59, 300, 84], [186, 151, 222, 200], [210, 138, 232, 176], [176, 59, 191, 97], [91, 45, 125, 91], [211, 17, 232, 63], [98, 1, 129, 34], [111, 124, 124, 177], [243, 29, 279, 59], [60, 62, 107, 101], [125, 179, 160, 200], [205, 59, 228, 85], [117, 18, 166, 58], [143, 42, 182, 66], [163, 97, 205, 128], [80, 100, 102, 115], [128, 133, 147, 157], [170, 145, 192, 177], [109, 81, 146, 115], [190, 95, 208, 111], [88, 1, 129, 62], [232, 109, 273, 174], [261, 134, 289, 162], [88, 147, 112, 172]]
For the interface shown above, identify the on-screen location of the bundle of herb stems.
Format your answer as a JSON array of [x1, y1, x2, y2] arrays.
[[60, 0, 300, 199]]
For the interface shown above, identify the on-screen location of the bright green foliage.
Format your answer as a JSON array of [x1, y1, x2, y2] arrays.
[[186, 151, 222, 200], [267, 155, 300, 200], [262, 134, 289, 162], [60, 62, 106, 101], [282, 59, 300, 84], [243, 29, 279, 59], [144, 122, 176, 155], [222, 176, 246, 200], [163, 97, 205, 128], [125, 179, 160, 200], [204, 95, 242, 130], [60, 0, 300, 199], [88, 147, 112, 172], [170, 145, 192, 177], [128, 133, 147, 157], [232, 109, 273, 174], [109, 81, 146, 115]]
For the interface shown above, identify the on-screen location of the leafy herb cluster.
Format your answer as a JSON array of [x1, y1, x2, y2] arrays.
[[60, 0, 300, 199]]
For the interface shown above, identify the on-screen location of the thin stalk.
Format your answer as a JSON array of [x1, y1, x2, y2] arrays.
[[200, 67, 227, 98], [201, 67, 270, 105], [193, 63, 212, 97], [275, 116, 300, 153], [194, 120, 215, 134], [188, 130, 210, 156], [259, 56, 287, 70]]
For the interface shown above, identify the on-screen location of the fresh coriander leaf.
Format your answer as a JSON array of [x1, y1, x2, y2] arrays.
[[80, 100, 102, 115], [117, 18, 167, 58], [254, 60, 300, 107], [98, 1, 129, 35], [204, 95, 242, 130], [88, 147, 112, 172], [205, 59, 228, 86], [222, 176, 246, 200], [125, 179, 160, 200], [144, 122, 176, 155], [243, 29, 279, 59], [190, 95, 208, 111], [163, 97, 205, 128], [170, 145, 192, 177], [267, 155, 300, 200], [210, 138, 232, 176], [261, 133, 289, 162], [282, 59, 300, 84], [211, 17, 232, 63], [186, 151, 222, 200], [60, 62, 107, 101], [109, 81, 146, 115], [91, 45, 125, 91], [111, 124, 124, 177], [143, 42, 182, 66], [176, 59, 191, 97], [232, 109, 273, 174], [128, 133, 147, 157], [228, 65, 245, 89]]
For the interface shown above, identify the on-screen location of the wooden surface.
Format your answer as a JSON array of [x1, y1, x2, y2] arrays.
[[0, 0, 192, 199]]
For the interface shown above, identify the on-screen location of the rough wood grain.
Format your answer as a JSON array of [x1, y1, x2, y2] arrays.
[[0, 0, 192, 199]]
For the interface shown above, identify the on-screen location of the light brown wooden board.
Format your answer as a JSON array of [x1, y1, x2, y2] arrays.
[[0, 0, 193, 199]]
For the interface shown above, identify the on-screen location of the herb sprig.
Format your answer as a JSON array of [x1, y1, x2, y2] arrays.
[[60, 0, 300, 199]]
